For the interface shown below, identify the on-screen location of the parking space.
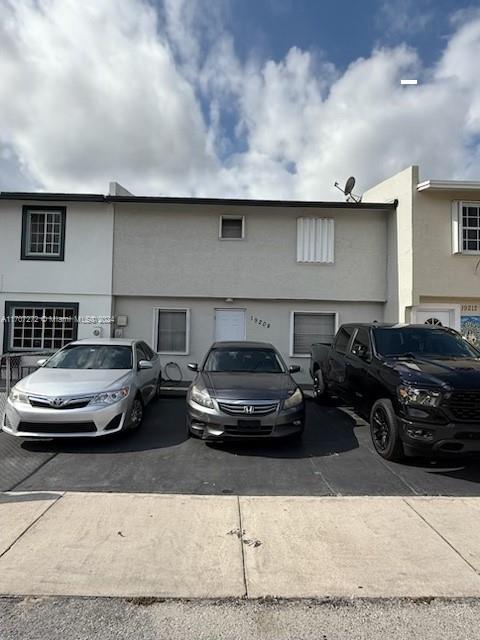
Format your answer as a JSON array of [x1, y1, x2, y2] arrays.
[[1, 396, 480, 496]]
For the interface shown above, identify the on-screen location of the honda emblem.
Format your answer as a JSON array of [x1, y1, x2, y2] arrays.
[[243, 405, 254, 414]]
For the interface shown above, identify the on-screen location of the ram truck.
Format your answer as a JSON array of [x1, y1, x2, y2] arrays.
[[310, 323, 480, 460]]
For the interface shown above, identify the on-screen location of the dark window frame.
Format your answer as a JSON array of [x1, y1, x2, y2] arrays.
[[219, 215, 245, 240], [3, 300, 79, 353], [21, 205, 66, 261]]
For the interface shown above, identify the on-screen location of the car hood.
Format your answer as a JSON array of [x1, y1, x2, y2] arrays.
[[387, 356, 480, 389], [201, 372, 297, 400], [16, 368, 132, 396]]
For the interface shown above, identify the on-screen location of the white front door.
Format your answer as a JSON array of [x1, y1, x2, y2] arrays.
[[411, 307, 458, 329], [215, 309, 246, 342]]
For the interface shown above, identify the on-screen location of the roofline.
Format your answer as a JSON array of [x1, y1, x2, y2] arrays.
[[417, 180, 480, 192], [0, 191, 398, 210]]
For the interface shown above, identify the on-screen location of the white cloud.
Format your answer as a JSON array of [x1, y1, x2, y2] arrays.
[[1, 0, 480, 198]]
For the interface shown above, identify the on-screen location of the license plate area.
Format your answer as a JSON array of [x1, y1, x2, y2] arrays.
[[237, 419, 262, 428]]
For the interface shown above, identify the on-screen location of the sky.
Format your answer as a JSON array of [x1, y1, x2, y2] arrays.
[[1, 0, 480, 199]]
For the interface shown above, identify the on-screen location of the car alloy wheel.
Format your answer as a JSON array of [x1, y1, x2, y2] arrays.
[[371, 406, 390, 451], [130, 397, 144, 429]]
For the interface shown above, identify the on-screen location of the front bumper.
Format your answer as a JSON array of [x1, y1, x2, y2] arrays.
[[398, 416, 480, 454], [187, 398, 305, 439], [2, 396, 130, 438]]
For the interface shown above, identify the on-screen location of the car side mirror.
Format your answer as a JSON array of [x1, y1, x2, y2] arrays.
[[352, 344, 369, 360], [289, 365, 301, 373], [187, 363, 198, 372], [36, 358, 47, 367], [138, 360, 153, 370]]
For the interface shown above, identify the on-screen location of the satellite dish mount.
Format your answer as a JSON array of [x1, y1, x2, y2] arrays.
[[334, 176, 362, 203]]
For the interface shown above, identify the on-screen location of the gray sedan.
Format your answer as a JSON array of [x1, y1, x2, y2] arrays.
[[3, 338, 161, 438], [187, 341, 305, 440]]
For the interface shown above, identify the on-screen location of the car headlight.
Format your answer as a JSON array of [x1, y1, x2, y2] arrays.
[[397, 385, 442, 407], [8, 386, 30, 404], [284, 387, 303, 409], [91, 387, 130, 406], [190, 385, 215, 409]]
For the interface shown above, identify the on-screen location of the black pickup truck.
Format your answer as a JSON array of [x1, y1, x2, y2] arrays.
[[310, 323, 480, 460]]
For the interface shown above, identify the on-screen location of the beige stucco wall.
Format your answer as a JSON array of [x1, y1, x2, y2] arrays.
[[114, 296, 385, 383], [112, 203, 389, 302], [413, 190, 480, 301], [363, 166, 417, 323]]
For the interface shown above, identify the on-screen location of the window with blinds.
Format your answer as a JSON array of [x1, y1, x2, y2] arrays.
[[291, 312, 336, 356], [296, 218, 334, 263], [156, 309, 189, 353]]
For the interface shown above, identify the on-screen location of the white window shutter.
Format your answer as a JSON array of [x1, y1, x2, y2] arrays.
[[296, 218, 334, 263], [451, 201, 460, 254]]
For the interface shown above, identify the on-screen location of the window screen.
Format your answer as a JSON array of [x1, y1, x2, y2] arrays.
[[220, 217, 243, 239], [292, 313, 335, 355], [157, 310, 187, 353]]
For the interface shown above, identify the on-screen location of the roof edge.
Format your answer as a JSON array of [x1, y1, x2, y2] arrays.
[[417, 180, 480, 192], [0, 191, 397, 210]]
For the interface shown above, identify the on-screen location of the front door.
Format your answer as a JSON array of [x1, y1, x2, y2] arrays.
[[412, 307, 457, 329], [215, 309, 246, 342]]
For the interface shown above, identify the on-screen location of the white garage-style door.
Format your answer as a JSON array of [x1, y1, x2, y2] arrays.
[[215, 309, 246, 342]]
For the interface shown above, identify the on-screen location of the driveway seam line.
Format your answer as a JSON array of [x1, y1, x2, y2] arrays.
[[364, 443, 420, 496], [403, 498, 480, 577], [237, 496, 248, 598], [0, 491, 65, 561], [308, 458, 338, 495], [6, 452, 59, 492]]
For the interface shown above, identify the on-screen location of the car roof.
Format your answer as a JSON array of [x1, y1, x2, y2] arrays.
[[340, 323, 453, 331], [69, 338, 138, 347], [210, 341, 276, 349]]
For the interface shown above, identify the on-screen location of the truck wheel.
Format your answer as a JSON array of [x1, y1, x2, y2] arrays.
[[313, 370, 328, 403], [370, 399, 404, 461]]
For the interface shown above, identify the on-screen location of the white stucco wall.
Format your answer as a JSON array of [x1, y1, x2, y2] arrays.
[[0, 199, 114, 353], [112, 203, 389, 302], [114, 296, 385, 383], [363, 166, 416, 323]]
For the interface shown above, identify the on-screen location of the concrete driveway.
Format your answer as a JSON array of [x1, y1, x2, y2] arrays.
[[1, 396, 480, 495]]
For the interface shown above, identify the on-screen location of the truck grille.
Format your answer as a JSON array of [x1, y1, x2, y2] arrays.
[[218, 402, 279, 416], [448, 391, 480, 421]]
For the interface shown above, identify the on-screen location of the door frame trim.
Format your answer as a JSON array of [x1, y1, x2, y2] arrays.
[[410, 303, 461, 331], [214, 307, 247, 342]]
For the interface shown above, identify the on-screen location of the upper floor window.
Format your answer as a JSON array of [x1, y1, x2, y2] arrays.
[[219, 215, 244, 240], [296, 218, 334, 263], [452, 201, 480, 254], [21, 206, 66, 261]]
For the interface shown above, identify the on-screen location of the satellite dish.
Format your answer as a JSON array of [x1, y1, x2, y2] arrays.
[[344, 176, 355, 196]]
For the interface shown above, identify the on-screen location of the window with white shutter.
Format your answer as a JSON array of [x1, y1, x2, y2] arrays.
[[291, 312, 336, 356], [296, 218, 334, 263]]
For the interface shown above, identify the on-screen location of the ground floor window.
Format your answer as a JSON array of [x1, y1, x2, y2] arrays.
[[156, 308, 190, 354], [4, 302, 78, 351], [290, 311, 336, 356]]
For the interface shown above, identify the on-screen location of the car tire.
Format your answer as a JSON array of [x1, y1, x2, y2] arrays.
[[369, 399, 404, 461], [129, 395, 144, 431], [313, 369, 329, 403]]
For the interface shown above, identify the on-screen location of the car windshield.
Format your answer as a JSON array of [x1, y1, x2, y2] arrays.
[[44, 344, 133, 369], [204, 348, 285, 373], [373, 328, 479, 359]]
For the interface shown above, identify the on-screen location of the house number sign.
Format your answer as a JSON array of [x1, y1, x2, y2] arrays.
[[250, 315, 271, 328]]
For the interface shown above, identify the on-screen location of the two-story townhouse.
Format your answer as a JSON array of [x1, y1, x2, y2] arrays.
[[0, 193, 114, 357], [110, 196, 395, 382], [364, 166, 480, 344]]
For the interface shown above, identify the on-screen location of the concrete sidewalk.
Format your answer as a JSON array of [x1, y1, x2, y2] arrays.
[[1, 492, 480, 599]]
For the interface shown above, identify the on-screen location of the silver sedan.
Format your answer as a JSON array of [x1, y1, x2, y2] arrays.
[[2, 338, 162, 438]]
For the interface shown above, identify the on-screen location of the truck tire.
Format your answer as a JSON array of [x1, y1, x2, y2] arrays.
[[312, 369, 329, 403], [369, 399, 405, 461]]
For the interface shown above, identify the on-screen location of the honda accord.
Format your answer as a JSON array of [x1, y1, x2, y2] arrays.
[[186, 341, 305, 440]]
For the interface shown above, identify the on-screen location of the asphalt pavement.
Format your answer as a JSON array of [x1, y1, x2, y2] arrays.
[[2, 597, 480, 640], [1, 396, 480, 495]]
